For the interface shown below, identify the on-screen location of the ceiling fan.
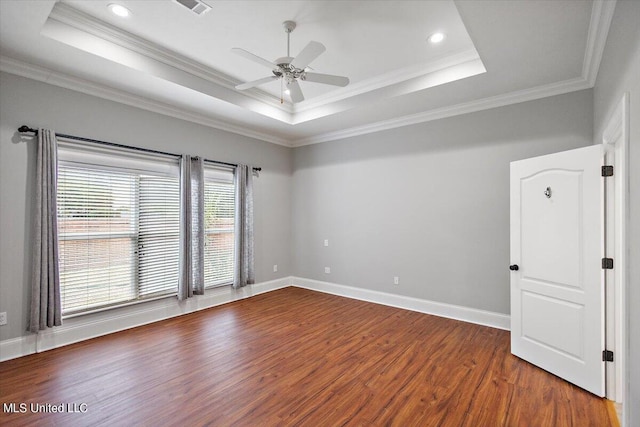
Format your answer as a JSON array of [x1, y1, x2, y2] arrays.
[[232, 21, 349, 103]]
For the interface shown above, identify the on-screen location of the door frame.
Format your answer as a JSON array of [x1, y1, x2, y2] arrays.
[[601, 93, 628, 412]]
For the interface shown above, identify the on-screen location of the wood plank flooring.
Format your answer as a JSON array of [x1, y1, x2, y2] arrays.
[[0, 287, 616, 426]]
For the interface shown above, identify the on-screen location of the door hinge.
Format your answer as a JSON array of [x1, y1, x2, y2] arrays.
[[602, 350, 614, 362], [602, 258, 614, 269], [602, 165, 614, 177]]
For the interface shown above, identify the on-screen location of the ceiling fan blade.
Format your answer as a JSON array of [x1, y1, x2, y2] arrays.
[[302, 72, 350, 87], [235, 76, 278, 90], [231, 48, 276, 70], [287, 79, 305, 103], [290, 41, 326, 69]]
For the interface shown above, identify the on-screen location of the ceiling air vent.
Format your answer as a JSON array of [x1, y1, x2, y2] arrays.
[[173, 0, 211, 15]]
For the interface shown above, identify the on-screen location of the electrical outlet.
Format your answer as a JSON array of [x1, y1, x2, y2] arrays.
[[273, 264, 278, 272], [324, 239, 329, 247], [0, 312, 7, 326], [324, 267, 331, 274], [394, 277, 399, 285]]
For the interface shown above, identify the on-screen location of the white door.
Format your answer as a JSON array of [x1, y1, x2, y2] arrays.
[[510, 145, 605, 396]]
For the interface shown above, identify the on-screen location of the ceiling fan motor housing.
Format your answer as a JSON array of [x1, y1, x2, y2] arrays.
[[273, 57, 305, 80]]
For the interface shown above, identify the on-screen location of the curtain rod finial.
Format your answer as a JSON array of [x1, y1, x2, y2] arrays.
[[18, 125, 37, 133]]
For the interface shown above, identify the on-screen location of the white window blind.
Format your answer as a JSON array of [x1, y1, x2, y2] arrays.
[[57, 141, 180, 315], [137, 175, 180, 297], [203, 166, 235, 287]]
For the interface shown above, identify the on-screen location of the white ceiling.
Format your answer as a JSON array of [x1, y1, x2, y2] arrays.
[[0, 1, 614, 146]]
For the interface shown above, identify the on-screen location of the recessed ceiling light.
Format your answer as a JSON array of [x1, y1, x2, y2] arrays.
[[284, 89, 291, 95], [428, 32, 445, 44], [108, 4, 131, 18]]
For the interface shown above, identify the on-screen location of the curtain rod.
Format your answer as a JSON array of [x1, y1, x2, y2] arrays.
[[17, 125, 261, 172]]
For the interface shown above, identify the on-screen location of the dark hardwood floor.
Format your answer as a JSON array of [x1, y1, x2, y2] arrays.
[[0, 287, 616, 426]]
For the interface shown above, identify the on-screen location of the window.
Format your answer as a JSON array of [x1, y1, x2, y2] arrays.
[[203, 166, 235, 288], [57, 141, 180, 315], [56, 141, 239, 315]]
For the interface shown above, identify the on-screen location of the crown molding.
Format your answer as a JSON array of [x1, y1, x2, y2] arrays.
[[2, 0, 613, 149], [582, 0, 617, 86], [292, 49, 481, 113], [1, 54, 593, 149], [49, 3, 290, 113], [291, 57, 485, 125], [47, 3, 485, 123], [292, 76, 591, 146], [0, 56, 292, 147], [291, 0, 618, 147]]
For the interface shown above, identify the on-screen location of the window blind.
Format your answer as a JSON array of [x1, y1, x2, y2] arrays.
[[203, 166, 235, 287], [57, 141, 180, 315], [57, 167, 138, 313], [137, 175, 180, 297]]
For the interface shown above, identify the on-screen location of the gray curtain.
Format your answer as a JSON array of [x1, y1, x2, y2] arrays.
[[29, 129, 62, 332], [233, 165, 255, 288], [178, 155, 205, 300]]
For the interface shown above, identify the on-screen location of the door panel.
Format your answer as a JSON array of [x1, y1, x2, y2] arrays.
[[510, 145, 604, 396], [521, 291, 584, 360], [521, 170, 582, 288]]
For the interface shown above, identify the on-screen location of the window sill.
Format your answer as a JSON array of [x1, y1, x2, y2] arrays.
[[62, 293, 177, 320], [62, 281, 234, 319]]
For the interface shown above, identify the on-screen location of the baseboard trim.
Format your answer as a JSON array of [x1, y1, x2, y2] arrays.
[[0, 334, 37, 362], [0, 278, 291, 361], [292, 277, 510, 331]]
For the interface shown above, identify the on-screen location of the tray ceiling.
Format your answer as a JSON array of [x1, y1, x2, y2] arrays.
[[0, 1, 614, 146]]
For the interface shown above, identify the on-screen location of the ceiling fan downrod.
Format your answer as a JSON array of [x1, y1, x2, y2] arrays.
[[283, 20, 296, 57]]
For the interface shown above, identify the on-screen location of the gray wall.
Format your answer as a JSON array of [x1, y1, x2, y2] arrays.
[[292, 90, 593, 315], [0, 72, 292, 341], [593, 0, 640, 422]]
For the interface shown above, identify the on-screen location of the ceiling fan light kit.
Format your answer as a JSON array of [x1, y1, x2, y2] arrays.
[[233, 20, 350, 104]]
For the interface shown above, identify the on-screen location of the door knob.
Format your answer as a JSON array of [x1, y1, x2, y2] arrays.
[[509, 264, 519, 271]]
